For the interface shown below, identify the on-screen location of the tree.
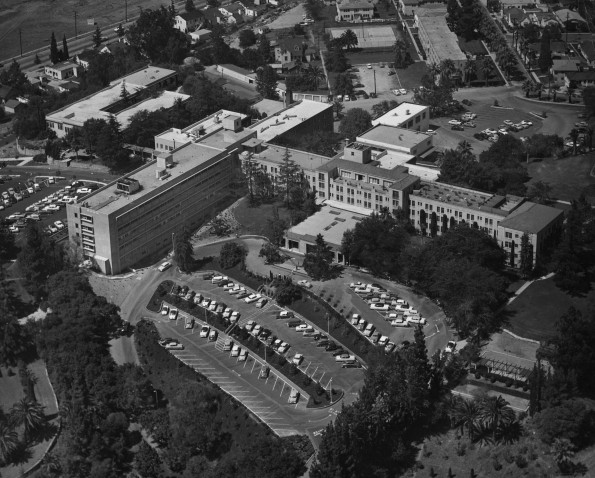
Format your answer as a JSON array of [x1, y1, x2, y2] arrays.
[[256, 66, 279, 100], [10, 398, 46, 442], [239, 29, 257, 48], [93, 25, 103, 48], [219, 242, 247, 269], [173, 228, 194, 272], [341, 29, 358, 51], [278, 148, 302, 208], [303, 234, 334, 280], [49, 32, 60, 64], [135, 440, 162, 477], [185, 0, 196, 12], [61, 34, 69, 60], [339, 108, 372, 141], [519, 233, 533, 278], [0, 421, 18, 465]]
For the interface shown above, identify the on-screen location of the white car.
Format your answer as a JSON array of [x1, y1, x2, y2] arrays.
[[165, 343, 184, 350], [292, 353, 304, 365], [370, 303, 389, 311], [199, 326, 210, 338], [278, 342, 290, 354], [445, 340, 457, 353], [448, 119, 462, 126], [391, 318, 409, 327], [161, 304, 169, 316], [231, 345, 241, 357], [169, 309, 178, 320], [244, 293, 261, 304], [54, 220, 65, 230], [335, 354, 356, 363], [407, 316, 426, 325], [297, 280, 312, 288]]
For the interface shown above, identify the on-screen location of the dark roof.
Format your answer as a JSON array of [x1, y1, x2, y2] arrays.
[[580, 40, 595, 61], [4, 99, 21, 108], [0, 84, 15, 100], [178, 10, 203, 21], [566, 71, 595, 81], [499, 202, 563, 234]]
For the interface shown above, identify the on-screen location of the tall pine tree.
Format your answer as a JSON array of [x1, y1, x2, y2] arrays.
[[62, 34, 69, 60], [49, 32, 60, 64]]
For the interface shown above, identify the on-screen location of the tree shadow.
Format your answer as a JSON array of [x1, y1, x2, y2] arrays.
[[8, 441, 33, 466]]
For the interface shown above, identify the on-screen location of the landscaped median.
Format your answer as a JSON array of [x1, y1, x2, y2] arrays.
[[146, 280, 343, 408]]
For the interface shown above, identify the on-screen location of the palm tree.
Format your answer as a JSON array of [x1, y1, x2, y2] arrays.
[[341, 29, 358, 51], [478, 395, 514, 440], [456, 140, 473, 158], [10, 398, 46, 442], [0, 421, 19, 465], [481, 58, 492, 87], [450, 398, 480, 439], [569, 128, 580, 155], [307, 64, 324, 90], [463, 60, 475, 87]]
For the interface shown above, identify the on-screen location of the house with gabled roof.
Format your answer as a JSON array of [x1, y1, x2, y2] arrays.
[[174, 10, 204, 33]]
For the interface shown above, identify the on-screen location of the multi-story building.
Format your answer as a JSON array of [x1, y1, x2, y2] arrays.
[[415, 7, 467, 69], [67, 115, 255, 275], [336, 0, 374, 21], [406, 181, 563, 267], [45, 66, 184, 138]]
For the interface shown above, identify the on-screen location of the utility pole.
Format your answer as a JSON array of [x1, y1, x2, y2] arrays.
[[74, 11, 78, 39], [19, 28, 22, 57], [373, 69, 377, 95]]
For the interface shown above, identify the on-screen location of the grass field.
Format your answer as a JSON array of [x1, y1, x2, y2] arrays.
[[0, 0, 185, 60], [504, 276, 595, 341], [527, 155, 595, 202]]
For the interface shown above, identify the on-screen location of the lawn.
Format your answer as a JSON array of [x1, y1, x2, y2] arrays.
[[233, 197, 293, 236], [504, 276, 595, 341], [526, 154, 595, 202]]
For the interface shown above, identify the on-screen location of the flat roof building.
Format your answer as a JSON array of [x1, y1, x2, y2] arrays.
[[46, 66, 183, 138], [415, 9, 467, 68]]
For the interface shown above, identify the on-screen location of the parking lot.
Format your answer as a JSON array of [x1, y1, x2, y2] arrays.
[[166, 275, 366, 395], [152, 313, 309, 437], [0, 174, 106, 238]]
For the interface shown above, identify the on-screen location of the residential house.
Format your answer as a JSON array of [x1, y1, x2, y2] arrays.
[[219, 3, 245, 24], [0, 84, 16, 104], [174, 10, 204, 33], [336, 0, 374, 21], [44, 61, 80, 80], [3, 99, 25, 115], [551, 58, 589, 83], [240, 2, 268, 17], [73, 50, 98, 70], [579, 40, 595, 66], [565, 70, 595, 88], [273, 37, 315, 63]]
